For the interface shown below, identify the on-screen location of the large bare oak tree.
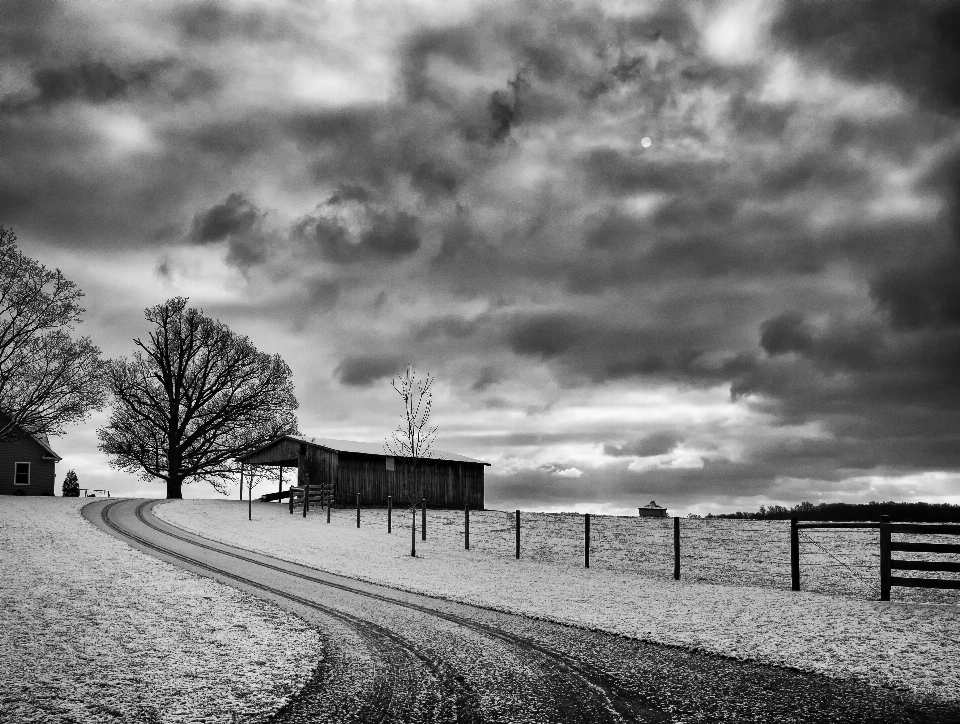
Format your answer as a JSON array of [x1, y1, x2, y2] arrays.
[[0, 226, 107, 441], [98, 297, 299, 498]]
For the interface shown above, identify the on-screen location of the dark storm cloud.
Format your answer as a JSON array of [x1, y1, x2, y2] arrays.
[[31, 61, 152, 105], [759, 313, 814, 356], [7, 0, 960, 507], [305, 278, 341, 312], [188, 193, 269, 268], [1, 56, 220, 114], [772, 0, 960, 115], [504, 309, 756, 385], [335, 354, 408, 388], [293, 206, 421, 264], [471, 365, 501, 392], [190, 193, 261, 243]]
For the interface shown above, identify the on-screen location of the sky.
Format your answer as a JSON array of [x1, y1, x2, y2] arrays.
[[3, 0, 960, 515]]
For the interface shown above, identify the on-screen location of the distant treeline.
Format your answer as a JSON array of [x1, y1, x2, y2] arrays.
[[702, 501, 960, 522]]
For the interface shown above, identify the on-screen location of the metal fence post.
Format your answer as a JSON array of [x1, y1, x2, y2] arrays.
[[303, 481, 309, 518], [465, 503, 470, 550], [791, 518, 800, 591], [421, 498, 426, 541], [585, 513, 591, 568], [356, 493, 361, 528], [880, 515, 891, 601], [673, 516, 680, 580], [289, 486, 294, 514], [515, 510, 520, 559], [411, 506, 417, 557], [388, 496, 392, 533]]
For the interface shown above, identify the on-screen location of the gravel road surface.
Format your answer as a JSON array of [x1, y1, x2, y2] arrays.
[[88, 499, 960, 723]]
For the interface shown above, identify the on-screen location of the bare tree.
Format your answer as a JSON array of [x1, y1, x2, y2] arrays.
[[98, 297, 299, 498], [241, 463, 274, 520], [0, 226, 107, 440], [384, 364, 439, 555]]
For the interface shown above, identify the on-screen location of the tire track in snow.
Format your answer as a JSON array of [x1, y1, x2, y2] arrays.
[[94, 499, 667, 722], [92, 500, 479, 724]]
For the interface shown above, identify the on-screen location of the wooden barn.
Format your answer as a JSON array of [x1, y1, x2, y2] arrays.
[[239, 435, 488, 509], [0, 411, 62, 496]]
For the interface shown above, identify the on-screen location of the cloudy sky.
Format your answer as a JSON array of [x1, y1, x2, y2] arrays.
[[3, 0, 960, 515]]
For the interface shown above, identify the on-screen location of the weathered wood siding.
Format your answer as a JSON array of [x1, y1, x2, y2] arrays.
[[335, 453, 484, 509], [297, 445, 337, 505], [0, 437, 56, 495], [246, 439, 337, 504], [244, 437, 485, 509], [245, 438, 302, 466]]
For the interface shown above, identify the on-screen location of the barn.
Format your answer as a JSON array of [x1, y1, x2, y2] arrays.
[[239, 435, 488, 509], [0, 412, 62, 496]]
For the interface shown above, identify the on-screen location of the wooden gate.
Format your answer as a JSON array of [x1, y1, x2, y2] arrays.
[[791, 516, 960, 600], [879, 516, 960, 601]]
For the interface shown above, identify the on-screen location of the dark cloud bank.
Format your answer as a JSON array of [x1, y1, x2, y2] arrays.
[[3, 1, 960, 508]]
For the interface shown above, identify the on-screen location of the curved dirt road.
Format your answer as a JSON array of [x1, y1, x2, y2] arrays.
[[86, 499, 960, 723]]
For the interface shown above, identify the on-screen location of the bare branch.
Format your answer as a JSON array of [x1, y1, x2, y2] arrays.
[[0, 227, 107, 441]]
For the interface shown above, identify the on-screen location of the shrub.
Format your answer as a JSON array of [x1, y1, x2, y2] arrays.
[[62, 469, 80, 497]]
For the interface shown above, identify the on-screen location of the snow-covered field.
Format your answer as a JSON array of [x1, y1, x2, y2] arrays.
[[0, 498, 322, 724], [356, 508, 956, 604], [158, 499, 960, 703]]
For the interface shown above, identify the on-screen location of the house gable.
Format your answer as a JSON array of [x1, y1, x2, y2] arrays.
[[0, 411, 60, 495]]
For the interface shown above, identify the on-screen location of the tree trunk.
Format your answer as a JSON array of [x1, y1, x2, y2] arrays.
[[166, 476, 183, 499]]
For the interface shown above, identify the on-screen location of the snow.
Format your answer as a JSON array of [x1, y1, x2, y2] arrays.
[[157, 500, 960, 703], [0, 498, 322, 723]]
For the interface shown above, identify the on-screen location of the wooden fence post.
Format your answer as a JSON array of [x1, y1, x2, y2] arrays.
[[465, 503, 470, 550], [303, 481, 309, 518], [326, 496, 331, 523], [288, 486, 294, 514], [880, 514, 891, 601], [515, 510, 520, 559], [585, 513, 591, 568], [388, 496, 392, 533], [411, 506, 417, 557], [673, 516, 680, 580], [791, 518, 800, 591], [421, 498, 426, 541]]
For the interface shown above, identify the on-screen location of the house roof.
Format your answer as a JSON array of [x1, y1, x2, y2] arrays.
[[243, 434, 490, 466], [640, 500, 666, 509], [0, 411, 62, 462]]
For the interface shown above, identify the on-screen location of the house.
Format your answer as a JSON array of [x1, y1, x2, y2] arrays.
[[638, 500, 668, 517], [239, 435, 488, 509], [0, 412, 62, 495]]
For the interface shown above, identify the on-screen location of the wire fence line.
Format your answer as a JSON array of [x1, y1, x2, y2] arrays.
[[292, 503, 958, 604]]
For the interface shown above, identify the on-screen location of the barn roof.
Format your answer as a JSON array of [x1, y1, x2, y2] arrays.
[[243, 434, 490, 466]]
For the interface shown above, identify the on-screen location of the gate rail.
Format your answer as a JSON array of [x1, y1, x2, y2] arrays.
[[791, 516, 960, 600]]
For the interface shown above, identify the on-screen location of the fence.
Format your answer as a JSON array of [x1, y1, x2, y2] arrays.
[[879, 517, 960, 600], [265, 499, 959, 603], [791, 516, 960, 601]]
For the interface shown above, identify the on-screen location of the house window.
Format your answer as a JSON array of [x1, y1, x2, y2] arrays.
[[385, 456, 394, 471], [14, 462, 30, 486]]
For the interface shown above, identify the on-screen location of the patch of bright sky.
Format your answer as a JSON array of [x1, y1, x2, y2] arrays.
[[91, 111, 159, 159], [701, 0, 777, 65], [770, 471, 960, 507]]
